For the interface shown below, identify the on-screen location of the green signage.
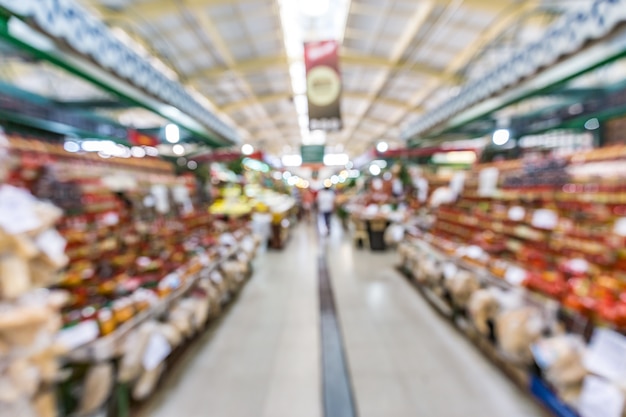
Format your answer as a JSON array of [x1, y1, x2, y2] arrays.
[[301, 145, 325, 164]]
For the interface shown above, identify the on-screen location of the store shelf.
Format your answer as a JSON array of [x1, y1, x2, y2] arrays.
[[64, 242, 243, 363]]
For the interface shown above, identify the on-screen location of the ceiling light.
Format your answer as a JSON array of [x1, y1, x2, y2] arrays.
[[165, 123, 180, 143], [241, 144, 254, 155], [376, 141, 389, 153], [369, 165, 381, 176], [282, 154, 302, 167], [282, 171, 292, 179], [323, 179, 332, 188], [131, 146, 146, 158], [492, 129, 510, 146], [300, 0, 329, 16], [331, 175, 339, 184], [187, 160, 198, 170], [584, 118, 600, 130], [173, 144, 185, 155], [324, 153, 349, 166], [64, 141, 80, 153]]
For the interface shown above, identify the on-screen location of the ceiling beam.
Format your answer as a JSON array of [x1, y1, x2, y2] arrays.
[[340, 1, 438, 146], [399, 0, 540, 130], [187, 51, 461, 83], [220, 92, 421, 114], [188, 1, 286, 143]]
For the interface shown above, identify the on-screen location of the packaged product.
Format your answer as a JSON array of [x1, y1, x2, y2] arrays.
[[468, 288, 500, 335], [132, 363, 165, 401], [496, 306, 545, 363], [76, 363, 114, 415], [444, 269, 480, 308]]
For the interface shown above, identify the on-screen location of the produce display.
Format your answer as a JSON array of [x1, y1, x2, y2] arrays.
[[428, 146, 626, 331], [0, 134, 262, 416], [398, 144, 626, 416], [0, 135, 69, 417]]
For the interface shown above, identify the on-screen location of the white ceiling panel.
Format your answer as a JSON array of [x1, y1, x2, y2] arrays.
[[74, 0, 566, 155]]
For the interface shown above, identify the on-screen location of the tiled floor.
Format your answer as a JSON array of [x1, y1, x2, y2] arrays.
[[142, 222, 545, 417]]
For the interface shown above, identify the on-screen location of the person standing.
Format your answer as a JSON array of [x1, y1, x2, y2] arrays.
[[316, 185, 336, 235]]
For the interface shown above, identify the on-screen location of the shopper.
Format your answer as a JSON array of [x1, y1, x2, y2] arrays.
[[317, 185, 336, 235]]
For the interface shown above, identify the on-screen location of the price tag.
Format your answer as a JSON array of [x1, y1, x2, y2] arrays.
[[150, 185, 170, 214], [198, 252, 210, 267], [505, 266, 527, 286], [579, 376, 625, 417], [531, 209, 558, 230], [142, 332, 172, 371], [101, 212, 119, 226], [508, 206, 526, 222], [36, 229, 67, 263], [584, 328, 626, 384], [443, 263, 458, 279], [0, 185, 41, 234], [614, 218, 626, 237], [56, 320, 100, 350], [478, 167, 499, 197], [466, 245, 483, 259]]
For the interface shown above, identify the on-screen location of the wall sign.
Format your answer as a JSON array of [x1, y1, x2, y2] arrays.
[[0, 0, 238, 144], [304, 40, 342, 131], [403, 0, 626, 140]]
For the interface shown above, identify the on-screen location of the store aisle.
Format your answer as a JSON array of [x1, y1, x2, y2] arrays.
[[140, 225, 322, 417], [143, 222, 545, 417], [324, 229, 546, 417]]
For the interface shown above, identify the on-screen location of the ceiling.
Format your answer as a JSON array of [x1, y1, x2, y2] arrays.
[[5, 0, 583, 157]]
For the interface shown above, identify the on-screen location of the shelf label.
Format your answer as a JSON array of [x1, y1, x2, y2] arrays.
[[143, 331, 171, 371], [443, 263, 458, 279], [584, 328, 626, 385], [504, 266, 526, 286], [508, 206, 526, 222], [0, 185, 41, 235], [478, 168, 499, 197], [614, 218, 626, 237], [36, 229, 67, 263], [56, 320, 100, 350], [579, 376, 625, 417], [531, 209, 558, 230]]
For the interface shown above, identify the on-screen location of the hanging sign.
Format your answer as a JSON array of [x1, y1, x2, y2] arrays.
[[304, 40, 342, 131]]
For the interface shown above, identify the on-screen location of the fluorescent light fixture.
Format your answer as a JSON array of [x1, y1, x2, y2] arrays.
[[432, 151, 476, 164], [294, 95, 308, 115], [376, 141, 389, 153], [64, 141, 80, 153], [584, 118, 600, 130], [282, 154, 302, 167], [241, 144, 254, 155], [369, 165, 381, 176], [324, 153, 349, 166], [172, 144, 185, 155], [299, 115, 309, 128], [492, 129, 510, 146], [301, 0, 329, 16], [187, 160, 198, 170], [131, 146, 146, 158], [165, 123, 180, 143], [145, 146, 159, 157]]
